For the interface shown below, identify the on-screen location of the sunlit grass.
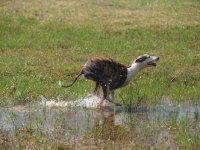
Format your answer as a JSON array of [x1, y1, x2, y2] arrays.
[[0, 0, 200, 104], [1, 27, 199, 104]]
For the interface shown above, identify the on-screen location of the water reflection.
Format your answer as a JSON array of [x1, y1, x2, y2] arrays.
[[0, 95, 199, 148], [0, 96, 199, 131]]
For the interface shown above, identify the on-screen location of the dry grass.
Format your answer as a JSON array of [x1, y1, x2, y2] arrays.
[[1, 0, 199, 31]]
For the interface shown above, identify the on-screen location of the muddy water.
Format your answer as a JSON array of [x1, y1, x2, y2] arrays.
[[0, 95, 199, 149]]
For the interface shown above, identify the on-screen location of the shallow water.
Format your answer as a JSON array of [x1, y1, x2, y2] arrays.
[[0, 95, 199, 149]]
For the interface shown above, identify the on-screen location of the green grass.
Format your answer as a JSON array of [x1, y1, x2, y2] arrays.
[[0, 0, 200, 149], [1, 0, 200, 106], [0, 0, 200, 105]]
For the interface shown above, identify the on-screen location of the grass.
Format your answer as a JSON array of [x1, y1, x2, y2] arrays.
[[0, 0, 200, 149], [0, 0, 200, 105]]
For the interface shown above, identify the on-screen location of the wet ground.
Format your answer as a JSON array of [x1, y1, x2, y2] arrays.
[[0, 95, 199, 149]]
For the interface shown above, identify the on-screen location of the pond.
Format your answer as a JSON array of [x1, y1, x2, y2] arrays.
[[0, 95, 199, 149]]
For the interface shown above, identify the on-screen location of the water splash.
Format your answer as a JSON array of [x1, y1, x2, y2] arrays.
[[40, 94, 110, 108]]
